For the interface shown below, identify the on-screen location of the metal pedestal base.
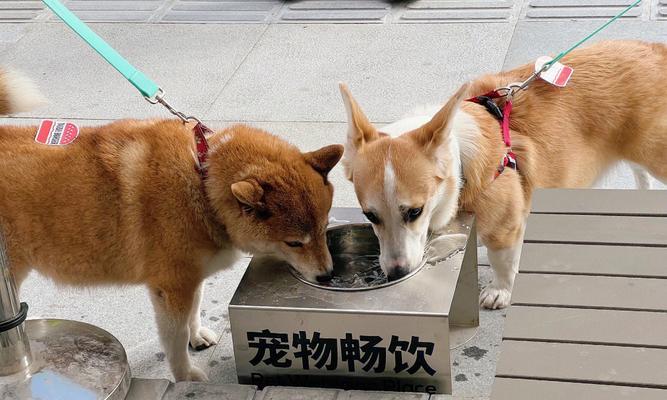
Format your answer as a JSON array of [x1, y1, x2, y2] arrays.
[[0, 319, 130, 400]]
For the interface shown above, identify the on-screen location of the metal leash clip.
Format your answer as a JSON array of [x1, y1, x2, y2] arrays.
[[495, 61, 552, 99], [145, 88, 203, 125]]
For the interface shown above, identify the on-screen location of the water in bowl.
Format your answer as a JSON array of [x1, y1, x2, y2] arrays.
[[321, 253, 386, 289]]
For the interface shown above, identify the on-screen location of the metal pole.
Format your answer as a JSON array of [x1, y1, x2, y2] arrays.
[[0, 230, 32, 376]]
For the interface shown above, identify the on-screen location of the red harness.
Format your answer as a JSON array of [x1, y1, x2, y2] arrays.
[[465, 91, 517, 179]]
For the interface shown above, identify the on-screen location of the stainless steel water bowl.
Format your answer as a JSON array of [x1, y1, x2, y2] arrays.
[[290, 224, 424, 291]]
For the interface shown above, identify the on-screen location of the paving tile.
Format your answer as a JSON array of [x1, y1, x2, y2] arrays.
[[512, 273, 667, 311], [503, 20, 667, 69], [2, 23, 266, 121], [163, 1, 282, 23], [163, 382, 256, 400], [504, 306, 667, 347], [339, 390, 428, 399], [520, 243, 667, 277], [524, 214, 667, 246], [495, 341, 667, 387], [0, 23, 32, 56], [125, 378, 171, 400], [206, 23, 514, 123], [398, 0, 516, 23], [278, 1, 390, 23], [450, 264, 504, 399], [492, 378, 667, 400], [523, 0, 643, 20], [530, 189, 667, 216], [257, 386, 340, 400], [0, 1, 45, 22], [49, 1, 164, 23]]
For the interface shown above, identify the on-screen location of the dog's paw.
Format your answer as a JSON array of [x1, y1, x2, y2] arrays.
[[479, 285, 512, 309], [187, 366, 209, 382], [174, 366, 208, 382], [190, 327, 219, 351]]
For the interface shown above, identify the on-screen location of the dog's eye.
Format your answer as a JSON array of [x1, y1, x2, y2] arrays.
[[406, 207, 423, 223], [285, 241, 304, 248], [363, 211, 380, 225]]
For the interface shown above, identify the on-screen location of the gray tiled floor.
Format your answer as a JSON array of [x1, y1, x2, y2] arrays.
[[5, 0, 665, 23], [3, 2, 667, 399], [1, 23, 267, 120], [204, 23, 514, 123]]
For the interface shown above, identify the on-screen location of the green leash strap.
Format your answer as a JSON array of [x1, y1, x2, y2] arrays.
[[546, 0, 642, 68], [504, 0, 642, 96], [42, 0, 160, 99]]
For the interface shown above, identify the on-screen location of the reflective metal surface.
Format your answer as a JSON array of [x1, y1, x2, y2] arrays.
[[229, 207, 479, 395], [0, 231, 32, 377], [0, 319, 131, 400]]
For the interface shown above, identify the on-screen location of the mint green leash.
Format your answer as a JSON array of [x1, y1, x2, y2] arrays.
[[42, 0, 200, 123], [41, 0, 159, 99], [546, 0, 642, 68]]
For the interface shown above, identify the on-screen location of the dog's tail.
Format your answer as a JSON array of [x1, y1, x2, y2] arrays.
[[0, 68, 46, 115]]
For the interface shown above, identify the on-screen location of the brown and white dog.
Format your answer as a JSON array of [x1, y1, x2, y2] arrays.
[[340, 40, 667, 309], [0, 69, 342, 380]]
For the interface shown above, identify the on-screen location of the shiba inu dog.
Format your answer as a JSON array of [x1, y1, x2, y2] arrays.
[[0, 68, 343, 381], [339, 40, 667, 309]]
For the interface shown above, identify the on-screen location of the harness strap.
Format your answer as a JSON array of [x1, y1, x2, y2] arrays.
[[465, 91, 517, 179]]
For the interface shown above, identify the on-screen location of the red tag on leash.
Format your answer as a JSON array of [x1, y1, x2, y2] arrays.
[[35, 120, 79, 145]]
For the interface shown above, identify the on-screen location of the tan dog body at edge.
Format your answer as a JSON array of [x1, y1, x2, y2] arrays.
[[340, 40, 667, 309], [0, 69, 343, 380]]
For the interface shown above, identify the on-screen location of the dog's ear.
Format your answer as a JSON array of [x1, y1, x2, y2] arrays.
[[231, 179, 264, 210], [410, 83, 470, 155], [339, 83, 380, 180], [304, 144, 344, 179]]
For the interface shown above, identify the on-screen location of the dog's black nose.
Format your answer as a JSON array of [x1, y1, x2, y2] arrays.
[[316, 273, 333, 283], [387, 267, 409, 282]]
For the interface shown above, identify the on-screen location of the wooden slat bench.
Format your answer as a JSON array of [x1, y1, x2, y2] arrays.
[[490, 189, 667, 399]]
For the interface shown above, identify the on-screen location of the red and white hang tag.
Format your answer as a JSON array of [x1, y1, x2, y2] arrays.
[[535, 56, 574, 88], [35, 120, 79, 146]]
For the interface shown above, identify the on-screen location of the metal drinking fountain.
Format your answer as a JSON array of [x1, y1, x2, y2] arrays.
[[0, 231, 131, 400], [229, 208, 479, 395]]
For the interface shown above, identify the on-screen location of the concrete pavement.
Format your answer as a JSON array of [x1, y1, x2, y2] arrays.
[[2, 1, 665, 398]]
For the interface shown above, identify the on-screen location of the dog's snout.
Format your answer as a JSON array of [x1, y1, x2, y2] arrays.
[[387, 266, 409, 281], [386, 258, 410, 281], [389, 256, 408, 269], [316, 272, 333, 283]]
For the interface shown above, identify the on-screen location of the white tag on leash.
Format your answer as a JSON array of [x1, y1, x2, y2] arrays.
[[535, 56, 573, 87]]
